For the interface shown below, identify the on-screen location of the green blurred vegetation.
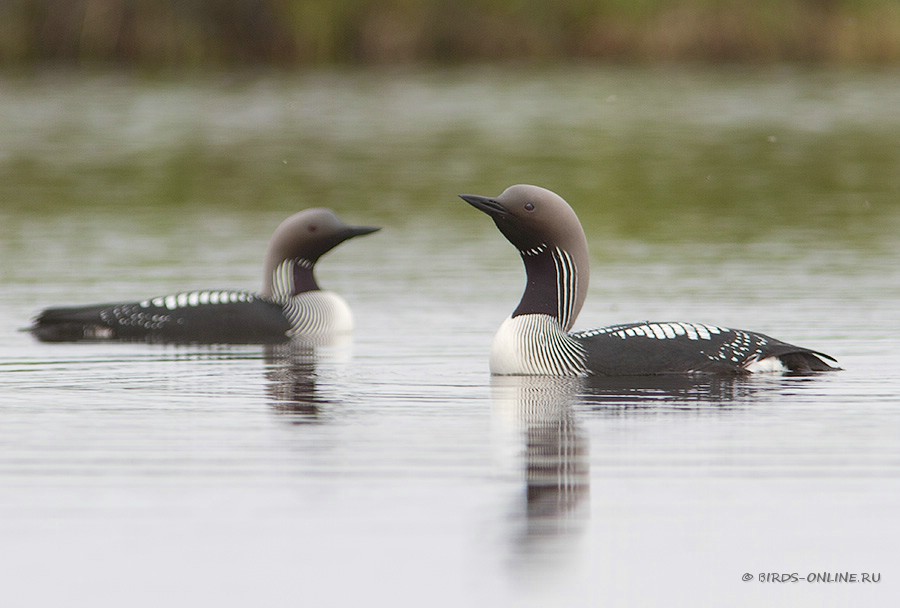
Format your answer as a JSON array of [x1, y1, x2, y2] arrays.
[[1, 0, 899, 67], [2, 68, 897, 248]]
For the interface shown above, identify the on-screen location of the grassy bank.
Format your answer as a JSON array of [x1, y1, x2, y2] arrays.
[[1, 0, 899, 67]]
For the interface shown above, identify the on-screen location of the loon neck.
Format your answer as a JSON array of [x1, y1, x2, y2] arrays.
[[262, 258, 319, 301], [513, 245, 584, 332]]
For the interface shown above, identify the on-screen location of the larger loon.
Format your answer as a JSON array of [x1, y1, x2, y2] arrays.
[[460, 185, 838, 376], [30, 208, 379, 344]]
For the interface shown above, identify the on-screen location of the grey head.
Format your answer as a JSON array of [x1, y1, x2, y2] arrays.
[[460, 185, 590, 332], [261, 208, 380, 299]]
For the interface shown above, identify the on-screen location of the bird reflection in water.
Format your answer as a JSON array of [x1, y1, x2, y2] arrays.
[[491, 375, 590, 558], [578, 373, 807, 412], [264, 335, 350, 423]]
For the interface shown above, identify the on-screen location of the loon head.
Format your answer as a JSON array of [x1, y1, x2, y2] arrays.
[[261, 208, 380, 298], [460, 185, 590, 331]]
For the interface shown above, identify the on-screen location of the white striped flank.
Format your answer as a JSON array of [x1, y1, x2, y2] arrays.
[[283, 290, 354, 336], [551, 247, 577, 332], [490, 314, 587, 376], [574, 322, 723, 342], [136, 285, 349, 337], [141, 290, 254, 311], [101, 304, 172, 331]]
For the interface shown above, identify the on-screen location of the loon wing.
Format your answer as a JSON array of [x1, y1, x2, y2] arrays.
[[31, 290, 291, 344], [571, 321, 838, 376]]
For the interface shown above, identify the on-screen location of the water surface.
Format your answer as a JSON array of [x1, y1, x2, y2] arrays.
[[1, 66, 898, 607]]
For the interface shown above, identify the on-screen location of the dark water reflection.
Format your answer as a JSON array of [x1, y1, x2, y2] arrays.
[[490, 370, 841, 569], [491, 376, 590, 571], [578, 373, 809, 410], [263, 339, 345, 423]]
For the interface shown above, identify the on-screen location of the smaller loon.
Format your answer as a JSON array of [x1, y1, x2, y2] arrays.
[[460, 185, 838, 376], [30, 209, 379, 344]]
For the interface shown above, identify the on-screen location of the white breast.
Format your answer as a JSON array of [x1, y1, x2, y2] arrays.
[[285, 290, 354, 335], [490, 315, 586, 376]]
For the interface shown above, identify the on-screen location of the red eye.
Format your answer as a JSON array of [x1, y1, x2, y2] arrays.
[[524, 202, 535, 212], [308, 225, 318, 232]]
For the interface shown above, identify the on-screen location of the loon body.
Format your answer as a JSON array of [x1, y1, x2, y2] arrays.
[[31, 209, 379, 344], [461, 185, 838, 376]]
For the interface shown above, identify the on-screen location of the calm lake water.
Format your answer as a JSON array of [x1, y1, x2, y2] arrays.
[[1, 66, 899, 607]]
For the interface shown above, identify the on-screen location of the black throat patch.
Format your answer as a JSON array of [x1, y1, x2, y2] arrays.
[[513, 247, 558, 320]]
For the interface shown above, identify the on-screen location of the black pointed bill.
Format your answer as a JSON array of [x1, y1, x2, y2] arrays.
[[345, 225, 381, 238], [460, 194, 508, 217]]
